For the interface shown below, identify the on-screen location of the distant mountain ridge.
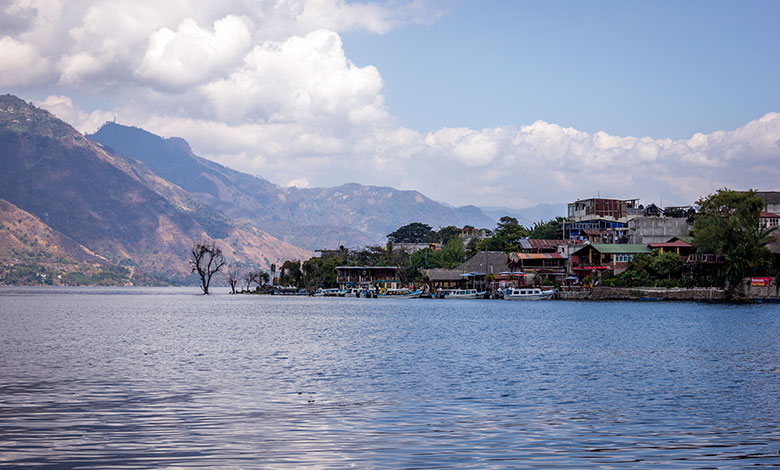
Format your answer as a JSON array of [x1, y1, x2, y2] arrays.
[[0, 95, 309, 283], [88, 122, 497, 248]]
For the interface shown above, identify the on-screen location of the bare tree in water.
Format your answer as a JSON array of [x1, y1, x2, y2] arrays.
[[225, 265, 241, 294], [190, 239, 225, 295]]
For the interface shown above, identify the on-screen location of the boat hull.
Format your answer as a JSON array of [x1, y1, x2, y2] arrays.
[[503, 292, 554, 300], [378, 289, 423, 299], [503, 289, 556, 300]]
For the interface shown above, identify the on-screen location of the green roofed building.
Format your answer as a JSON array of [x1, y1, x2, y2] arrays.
[[570, 243, 652, 275]]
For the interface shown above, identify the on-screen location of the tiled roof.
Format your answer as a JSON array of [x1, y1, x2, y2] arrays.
[[760, 211, 779, 218]]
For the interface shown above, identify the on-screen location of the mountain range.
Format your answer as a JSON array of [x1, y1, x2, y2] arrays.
[[5, 94, 553, 285], [87, 122, 496, 249], [0, 95, 308, 284]]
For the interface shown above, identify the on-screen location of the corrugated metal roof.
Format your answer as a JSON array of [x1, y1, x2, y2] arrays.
[[519, 239, 567, 250]]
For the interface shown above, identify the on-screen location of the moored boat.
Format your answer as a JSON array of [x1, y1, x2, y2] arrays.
[[503, 287, 555, 300], [343, 287, 363, 297], [378, 288, 424, 298], [312, 288, 344, 297], [440, 289, 486, 299]]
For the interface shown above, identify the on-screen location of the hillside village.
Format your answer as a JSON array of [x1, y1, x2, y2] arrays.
[[1, 94, 778, 298], [266, 191, 780, 300]]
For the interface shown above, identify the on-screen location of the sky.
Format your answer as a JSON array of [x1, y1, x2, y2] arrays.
[[2, 0, 780, 209]]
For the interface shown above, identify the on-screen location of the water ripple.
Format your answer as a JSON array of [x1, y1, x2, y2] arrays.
[[1, 288, 780, 468]]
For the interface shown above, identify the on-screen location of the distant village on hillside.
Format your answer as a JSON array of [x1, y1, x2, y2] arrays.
[[265, 190, 780, 300]]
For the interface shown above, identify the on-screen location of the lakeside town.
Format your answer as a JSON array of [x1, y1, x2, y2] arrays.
[[218, 189, 780, 302]]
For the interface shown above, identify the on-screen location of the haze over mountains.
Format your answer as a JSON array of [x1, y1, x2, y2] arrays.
[[87, 122, 498, 250]]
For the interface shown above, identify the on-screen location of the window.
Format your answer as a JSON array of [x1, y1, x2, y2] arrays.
[[615, 254, 634, 263]]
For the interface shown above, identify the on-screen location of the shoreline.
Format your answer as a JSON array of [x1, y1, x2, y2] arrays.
[[557, 285, 780, 302]]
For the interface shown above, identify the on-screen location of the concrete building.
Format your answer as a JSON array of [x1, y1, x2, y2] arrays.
[[564, 197, 643, 242], [567, 198, 641, 221], [754, 191, 780, 214], [627, 216, 692, 244]]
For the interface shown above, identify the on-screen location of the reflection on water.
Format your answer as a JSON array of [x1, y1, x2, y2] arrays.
[[1, 287, 780, 468]]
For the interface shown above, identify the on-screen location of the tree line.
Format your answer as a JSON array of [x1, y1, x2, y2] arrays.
[[189, 189, 778, 294]]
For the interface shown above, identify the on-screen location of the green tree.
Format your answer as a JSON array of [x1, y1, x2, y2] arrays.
[[439, 237, 466, 267], [436, 225, 462, 244], [529, 217, 567, 239], [410, 248, 441, 281], [479, 216, 529, 252], [650, 251, 683, 279], [694, 189, 776, 286], [384, 244, 412, 283], [387, 222, 437, 243], [278, 260, 303, 286], [302, 256, 339, 289], [465, 237, 487, 258]]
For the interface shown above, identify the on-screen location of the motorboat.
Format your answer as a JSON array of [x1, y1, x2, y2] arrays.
[[503, 287, 555, 300], [440, 289, 485, 299], [342, 287, 363, 297], [312, 288, 344, 297], [378, 288, 423, 299]]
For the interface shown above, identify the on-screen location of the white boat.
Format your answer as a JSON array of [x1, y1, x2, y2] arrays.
[[342, 287, 363, 297], [503, 287, 556, 300], [378, 288, 423, 299], [312, 288, 344, 297], [441, 289, 485, 299]]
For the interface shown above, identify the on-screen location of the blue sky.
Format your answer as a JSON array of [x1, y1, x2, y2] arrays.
[[343, 0, 780, 139], [2, 0, 779, 208]]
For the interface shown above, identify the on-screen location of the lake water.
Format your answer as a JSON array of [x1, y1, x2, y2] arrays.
[[1, 287, 780, 469]]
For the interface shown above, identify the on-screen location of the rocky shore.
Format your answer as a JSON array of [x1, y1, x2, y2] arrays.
[[557, 284, 779, 302]]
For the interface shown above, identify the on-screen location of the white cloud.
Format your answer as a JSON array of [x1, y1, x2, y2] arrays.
[[201, 29, 386, 125], [39, 94, 115, 133], [5, 0, 777, 211], [0, 35, 50, 86], [136, 15, 252, 89]]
